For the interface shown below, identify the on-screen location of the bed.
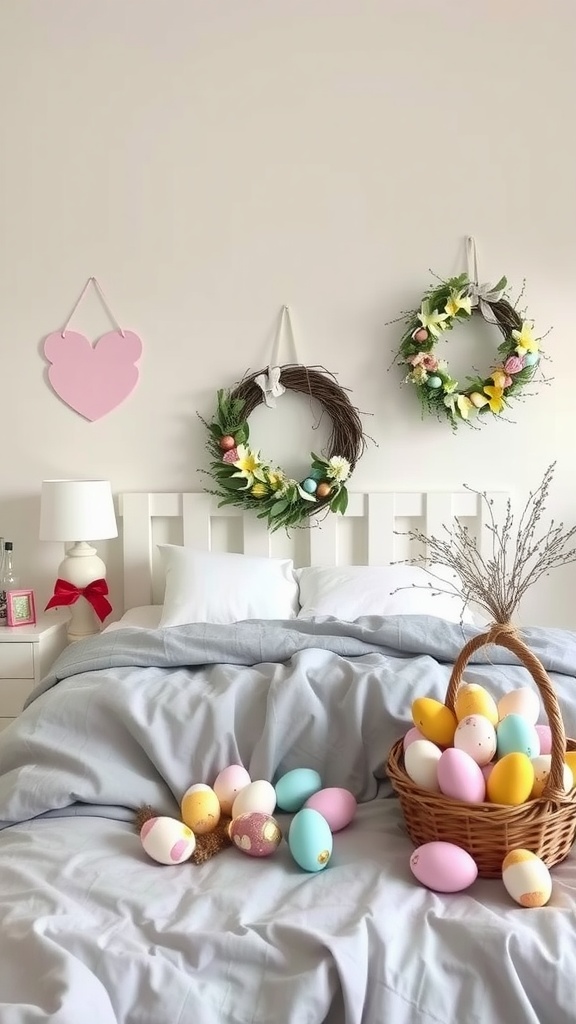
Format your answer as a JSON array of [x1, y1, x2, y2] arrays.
[[0, 490, 575, 1024]]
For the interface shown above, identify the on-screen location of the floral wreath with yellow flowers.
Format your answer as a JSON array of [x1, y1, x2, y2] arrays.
[[393, 272, 543, 426], [200, 365, 366, 533]]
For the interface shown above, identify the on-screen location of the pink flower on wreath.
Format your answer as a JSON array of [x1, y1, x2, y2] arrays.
[[504, 355, 525, 374], [409, 352, 439, 371], [222, 447, 239, 463]]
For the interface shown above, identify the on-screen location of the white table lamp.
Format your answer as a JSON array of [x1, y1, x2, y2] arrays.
[[40, 479, 118, 643]]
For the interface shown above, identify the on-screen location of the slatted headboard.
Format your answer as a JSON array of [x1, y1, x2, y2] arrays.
[[118, 490, 508, 611]]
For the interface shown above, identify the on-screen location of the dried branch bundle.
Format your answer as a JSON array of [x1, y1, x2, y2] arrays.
[[397, 463, 576, 623]]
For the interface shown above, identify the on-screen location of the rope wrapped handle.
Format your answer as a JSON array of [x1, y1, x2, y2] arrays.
[[444, 623, 567, 800]]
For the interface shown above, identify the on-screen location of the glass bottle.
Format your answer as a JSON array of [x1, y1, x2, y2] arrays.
[[0, 542, 19, 625]]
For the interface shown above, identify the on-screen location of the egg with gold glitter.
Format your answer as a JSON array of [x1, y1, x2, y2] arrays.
[[288, 808, 333, 872], [228, 812, 283, 858], [502, 849, 552, 907], [316, 482, 332, 499], [181, 783, 221, 834]]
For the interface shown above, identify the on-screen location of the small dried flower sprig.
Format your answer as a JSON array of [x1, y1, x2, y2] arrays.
[[394, 463, 576, 624]]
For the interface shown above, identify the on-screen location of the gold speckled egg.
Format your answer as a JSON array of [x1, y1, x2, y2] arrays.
[[181, 783, 221, 834], [454, 683, 499, 726]]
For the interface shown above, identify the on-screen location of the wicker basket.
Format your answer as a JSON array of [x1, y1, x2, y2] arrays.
[[386, 623, 576, 878]]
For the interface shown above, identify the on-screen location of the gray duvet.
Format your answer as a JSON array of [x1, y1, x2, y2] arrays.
[[0, 615, 575, 1024]]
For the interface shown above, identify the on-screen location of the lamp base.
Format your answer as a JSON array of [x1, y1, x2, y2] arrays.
[[58, 542, 108, 644]]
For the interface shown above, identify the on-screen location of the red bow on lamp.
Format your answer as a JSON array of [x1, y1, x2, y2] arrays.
[[45, 578, 113, 622]]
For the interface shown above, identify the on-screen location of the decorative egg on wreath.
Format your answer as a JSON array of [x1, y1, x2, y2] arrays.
[[392, 266, 546, 428], [199, 364, 367, 533]]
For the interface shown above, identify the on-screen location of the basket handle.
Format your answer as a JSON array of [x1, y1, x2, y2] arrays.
[[444, 623, 567, 800]]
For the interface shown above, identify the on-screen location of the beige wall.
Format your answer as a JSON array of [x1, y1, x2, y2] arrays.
[[1, 0, 574, 626]]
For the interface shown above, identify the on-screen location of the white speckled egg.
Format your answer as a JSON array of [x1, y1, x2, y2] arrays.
[[498, 688, 540, 725], [502, 849, 552, 907], [140, 816, 196, 865], [453, 714, 497, 766], [530, 754, 573, 798], [231, 779, 276, 818], [404, 739, 442, 791], [228, 812, 283, 857], [213, 765, 251, 815]]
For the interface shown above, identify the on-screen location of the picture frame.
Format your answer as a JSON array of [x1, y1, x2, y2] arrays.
[[6, 589, 36, 627]]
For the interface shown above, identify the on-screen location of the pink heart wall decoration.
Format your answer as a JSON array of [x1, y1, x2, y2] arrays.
[[44, 330, 143, 421]]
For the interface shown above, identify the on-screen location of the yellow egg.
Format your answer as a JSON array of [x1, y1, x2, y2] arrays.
[[454, 683, 499, 726], [502, 849, 552, 907], [181, 783, 221, 834], [411, 698, 457, 747], [565, 750, 576, 779], [530, 755, 573, 798], [487, 752, 534, 805]]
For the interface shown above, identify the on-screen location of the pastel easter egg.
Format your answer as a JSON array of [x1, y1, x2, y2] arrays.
[[487, 752, 534, 805], [454, 714, 497, 766], [530, 755, 573, 798], [454, 683, 499, 726], [410, 841, 478, 893], [413, 328, 429, 343], [404, 739, 442, 791], [288, 808, 333, 872], [482, 762, 495, 784], [275, 768, 322, 812], [232, 779, 276, 819], [180, 783, 221, 834], [426, 376, 442, 389], [228, 812, 283, 858], [497, 714, 540, 760], [502, 849, 552, 907], [498, 688, 540, 725], [412, 698, 457, 747], [565, 750, 576, 779], [304, 787, 357, 832], [403, 726, 425, 751], [437, 747, 486, 803], [213, 764, 251, 815], [524, 353, 539, 367], [535, 724, 552, 756], [301, 478, 318, 494], [140, 816, 196, 865]]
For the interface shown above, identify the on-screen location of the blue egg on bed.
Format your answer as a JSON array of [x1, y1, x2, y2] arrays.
[[301, 478, 318, 494], [275, 768, 322, 812], [288, 808, 333, 872]]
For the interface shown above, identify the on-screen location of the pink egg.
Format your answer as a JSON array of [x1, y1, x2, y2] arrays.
[[498, 688, 540, 725], [213, 764, 251, 815], [437, 748, 486, 803], [228, 812, 282, 858], [304, 787, 357, 832], [535, 724, 552, 756], [410, 841, 478, 892], [454, 714, 497, 766], [403, 726, 425, 751], [481, 762, 495, 783]]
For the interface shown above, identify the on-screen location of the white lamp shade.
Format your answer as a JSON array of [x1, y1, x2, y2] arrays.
[[40, 479, 118, 542]]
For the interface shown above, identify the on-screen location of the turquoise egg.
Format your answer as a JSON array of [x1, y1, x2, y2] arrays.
[[308, 468, 325, 481], [524, 352, 539, 367], [275, 768, 322, 812], [497, 713, 540, 759], [301, 477, 318, 494], [426, 376, 442, 389], [288, 808, 333, 872]]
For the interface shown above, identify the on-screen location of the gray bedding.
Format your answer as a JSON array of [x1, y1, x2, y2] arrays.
[[0, 615, 575, 1023]]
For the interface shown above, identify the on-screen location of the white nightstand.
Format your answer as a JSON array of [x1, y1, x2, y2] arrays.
[[0, 612, 68, 732]]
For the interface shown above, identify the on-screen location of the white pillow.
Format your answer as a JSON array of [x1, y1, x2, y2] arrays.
[[296, 564, 474, 624], [103, 606, 163, 632], [158, 546, 299, 627]]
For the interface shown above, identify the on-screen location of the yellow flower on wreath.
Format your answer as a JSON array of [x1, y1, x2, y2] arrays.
[[445, 288, 472, 318], [483, 385, 506, 414], [417, 300, 450, 338], [251, 482, 269, 499], [232, 445, 267, 488], [266, 469, 287, 491], [512, 321, 539, 356]]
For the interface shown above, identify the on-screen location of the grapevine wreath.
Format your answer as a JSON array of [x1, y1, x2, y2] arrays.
[[201, 364, 366, 532], [394, 271, 543, 427]]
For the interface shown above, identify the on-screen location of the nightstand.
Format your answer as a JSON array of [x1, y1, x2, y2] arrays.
[[0, 613, 68, 732]]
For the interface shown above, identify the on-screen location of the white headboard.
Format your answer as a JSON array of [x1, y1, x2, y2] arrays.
[[118, 490, 508, 611]]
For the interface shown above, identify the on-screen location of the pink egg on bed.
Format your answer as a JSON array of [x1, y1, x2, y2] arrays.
[[410, 841, 478, 893], [304, 787, 357, 832], [213, 764, 251, 815], [403, 726, 425, 752], [228, 812, 283, 857], [535, 724, 552, 756]]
